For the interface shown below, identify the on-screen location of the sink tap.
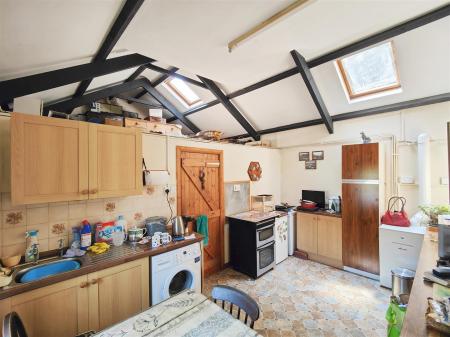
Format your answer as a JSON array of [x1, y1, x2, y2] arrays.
[[58, 238, 65, 257]]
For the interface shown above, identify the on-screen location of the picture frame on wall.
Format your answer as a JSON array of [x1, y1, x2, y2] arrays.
[[305, 160, 317, 169], [299, 152, 310, 161], [312, 151, 324, 160]]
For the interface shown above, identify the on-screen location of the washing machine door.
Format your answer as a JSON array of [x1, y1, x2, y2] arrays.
[[161, 266, 196, 301]]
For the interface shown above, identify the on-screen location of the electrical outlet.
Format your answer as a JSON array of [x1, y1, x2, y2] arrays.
[[441, 177, 449, 185], [233, 184, 241, 192]]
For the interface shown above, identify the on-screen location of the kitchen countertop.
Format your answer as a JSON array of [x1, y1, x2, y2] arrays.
[[400, 238, 443, 337], [227, 210, 287, 223], [296, 209, 342, 218], [0, 233, 203, 300]]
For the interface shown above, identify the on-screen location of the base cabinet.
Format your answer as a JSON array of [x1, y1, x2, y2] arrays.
[[0, 258, 149, 337], [88, 258, 149, 331], [297, 212, 343, 268]]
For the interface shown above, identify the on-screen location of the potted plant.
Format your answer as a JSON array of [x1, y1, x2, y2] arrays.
[[418, 205, 450, 225]]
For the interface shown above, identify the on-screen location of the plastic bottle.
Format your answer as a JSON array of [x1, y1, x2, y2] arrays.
[[71, 227, 81, 249], [80, 220, 92, 250], [115, 215, 127, 232], [25, 230, 39, 263]]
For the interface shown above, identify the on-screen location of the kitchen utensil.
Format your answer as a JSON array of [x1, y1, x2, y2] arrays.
[[145, 217, 167, 236], [161, 232, 172, 245], [1, 255, 21, 268], [171, 216, 185, 238], [300, 200, 317, 209], [127, 227, 147, 242]]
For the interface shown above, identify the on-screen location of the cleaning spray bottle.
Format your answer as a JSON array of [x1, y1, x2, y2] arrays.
[[25, 230, 39, 263]]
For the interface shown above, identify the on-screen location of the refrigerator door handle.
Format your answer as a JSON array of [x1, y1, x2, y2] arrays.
[[342, 179, 379, 185]]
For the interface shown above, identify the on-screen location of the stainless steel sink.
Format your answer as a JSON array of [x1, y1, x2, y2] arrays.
[[14, 258, 82, 284]]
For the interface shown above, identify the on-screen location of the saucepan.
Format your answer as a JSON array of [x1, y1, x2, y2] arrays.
[[300, 200, 317, 209]]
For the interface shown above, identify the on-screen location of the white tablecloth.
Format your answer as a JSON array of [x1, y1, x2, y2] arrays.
[[94, 290, 261, 337]]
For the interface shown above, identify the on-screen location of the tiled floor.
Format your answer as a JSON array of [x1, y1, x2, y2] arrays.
[[203, 257, 390, 337]]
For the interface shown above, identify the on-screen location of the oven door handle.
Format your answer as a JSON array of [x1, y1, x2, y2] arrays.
[[257, 223, 274, 232], [257, 241, 275, 251]]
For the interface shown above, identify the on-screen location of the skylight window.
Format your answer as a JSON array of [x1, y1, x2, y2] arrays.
[[336, 42, 401, 100], [164, 78, 202, 108]]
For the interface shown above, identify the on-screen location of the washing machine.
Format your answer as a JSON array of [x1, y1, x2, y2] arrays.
[[151, 242, 202, 305]]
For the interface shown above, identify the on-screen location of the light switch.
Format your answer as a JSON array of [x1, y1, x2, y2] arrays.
[[233, 184, 241, 192]]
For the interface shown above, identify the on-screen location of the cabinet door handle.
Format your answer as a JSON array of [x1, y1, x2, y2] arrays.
[[81, 189, 89, 195], [90, 278, 100, 285], [90, 189, 98, 194], [397, 247, 407, 251], [80, 281, 89, 288]]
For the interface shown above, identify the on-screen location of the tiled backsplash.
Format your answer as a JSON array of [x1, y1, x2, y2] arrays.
[[0, 185, 175, 258]]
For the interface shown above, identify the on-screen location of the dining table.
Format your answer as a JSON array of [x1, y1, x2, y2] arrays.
[[93, 289, 262, 337]]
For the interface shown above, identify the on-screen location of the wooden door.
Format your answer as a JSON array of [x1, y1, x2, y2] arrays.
[[88, 123, 142, 199], [8, 275, 89, 337], [317, 216, 342, 262], [88, 258, 149, 331], [176, 147, 224, 276], [296, 213, 317, 254], [11, 113, 89, 205]]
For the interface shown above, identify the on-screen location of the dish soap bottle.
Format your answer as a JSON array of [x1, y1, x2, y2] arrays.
[[80, 220, 92, 251], [25, 230, 39, 263]]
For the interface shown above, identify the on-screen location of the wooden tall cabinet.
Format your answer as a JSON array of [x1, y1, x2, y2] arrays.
[[342, 143, 380, 275], [0, 114, 11, 193], [11, 113, 142, 205]]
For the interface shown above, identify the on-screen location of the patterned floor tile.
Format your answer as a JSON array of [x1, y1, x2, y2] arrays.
[[203, 257, 390, 337]]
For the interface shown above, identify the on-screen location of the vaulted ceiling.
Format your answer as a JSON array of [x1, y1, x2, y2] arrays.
[[0, 0, 449, 138]]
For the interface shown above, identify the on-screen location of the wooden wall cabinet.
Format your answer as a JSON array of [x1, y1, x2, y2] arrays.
[[0, 258, 149, 337], [0, 115, 11, 193], [297, 212, 343, 268], [11, 113, 142, 205]]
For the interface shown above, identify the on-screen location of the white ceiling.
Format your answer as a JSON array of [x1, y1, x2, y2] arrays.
[[0, 0, 449, 137]]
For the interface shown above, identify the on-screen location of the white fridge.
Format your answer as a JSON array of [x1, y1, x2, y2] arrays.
[[275, 215, 289, 264]]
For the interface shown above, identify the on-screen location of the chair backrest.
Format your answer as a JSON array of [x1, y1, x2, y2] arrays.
[[211, 285, 260, 328], [3, 312, 28, 337]]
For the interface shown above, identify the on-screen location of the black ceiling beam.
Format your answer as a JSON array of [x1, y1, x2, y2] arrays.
[[0, 53, 153, 105], [291, 50, 333, 134], [145, 64, 207, 89], [167, 99, 221, 122], [308, 4, 450, 68], [115, 95, 163, 108], [132, 66, 179, 101], [44, 78, 149, 113], [199, 76, 260, 141], [152, 67, 179, 87], [141, 80, 200, 133], [124, 65, 148, 82], [234, 93, 450, 137], [73, 0, 145, 97]]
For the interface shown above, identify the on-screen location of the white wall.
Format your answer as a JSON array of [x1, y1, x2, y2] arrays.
[[263, 102, 450, 215]]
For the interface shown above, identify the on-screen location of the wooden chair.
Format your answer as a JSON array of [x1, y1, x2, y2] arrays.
[[211, 285, 260, 328], [2, 312, 28, 337]]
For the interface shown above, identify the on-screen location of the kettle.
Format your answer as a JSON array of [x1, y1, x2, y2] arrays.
[[171, 216, 185, 238]]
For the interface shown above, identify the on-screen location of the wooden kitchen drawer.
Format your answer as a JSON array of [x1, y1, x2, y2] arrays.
[[124, 117, 148, 129]]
